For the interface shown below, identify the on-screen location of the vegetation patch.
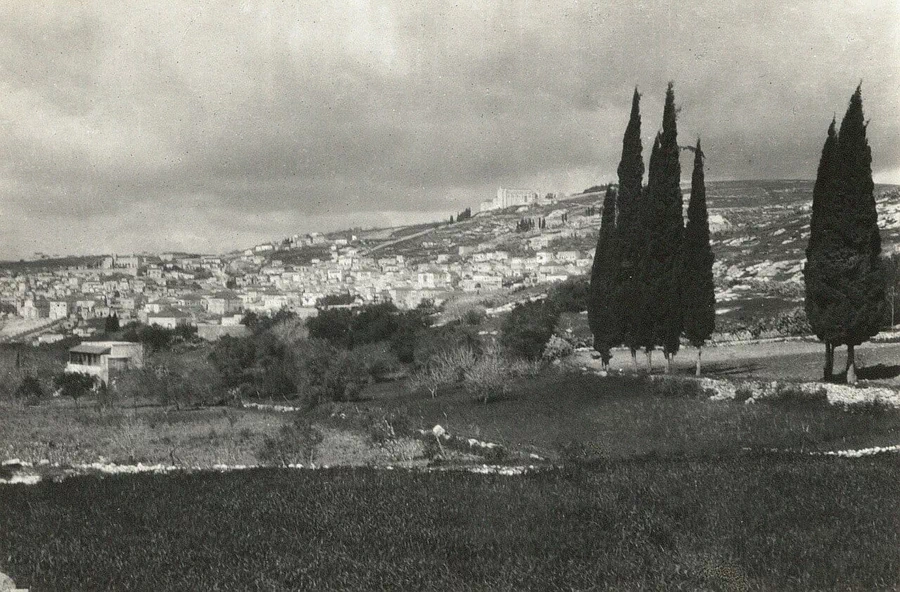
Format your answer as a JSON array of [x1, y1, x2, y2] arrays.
[[2, 456, 899, 591]]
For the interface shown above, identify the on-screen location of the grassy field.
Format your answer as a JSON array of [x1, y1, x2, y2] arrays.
[[1, 455, 899, 591], [4, 367, 900, 468], [363, 372, 900, 459]]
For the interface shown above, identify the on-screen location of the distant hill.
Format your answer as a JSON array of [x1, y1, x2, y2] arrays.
[[0, 255, 103, 274]]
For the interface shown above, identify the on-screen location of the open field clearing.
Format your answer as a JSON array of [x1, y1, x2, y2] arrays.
[[2, 456, 899, 591]]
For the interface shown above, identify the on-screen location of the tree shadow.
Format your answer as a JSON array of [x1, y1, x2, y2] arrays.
[[698, 362, 763, 377], [834, 364, 900, 382]]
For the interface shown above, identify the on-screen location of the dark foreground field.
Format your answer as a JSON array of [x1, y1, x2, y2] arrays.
[[2, 455, 899, 591]]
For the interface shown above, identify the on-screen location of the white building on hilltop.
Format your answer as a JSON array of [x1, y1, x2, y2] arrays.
[[480, 187, 542, 212]]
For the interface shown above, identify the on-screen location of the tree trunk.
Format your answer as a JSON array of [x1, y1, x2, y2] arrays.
[[663, 352, 671, 374], [631, 349, 638, 372], [846, 344, 856, 385], [645, 350, 652, 373], [695, 347, 702, 377], [823, 342, 833, 382]]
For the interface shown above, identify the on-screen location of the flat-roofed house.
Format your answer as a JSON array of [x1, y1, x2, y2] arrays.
[[147, 308, 192, 329], [65, 341, 144, 385]]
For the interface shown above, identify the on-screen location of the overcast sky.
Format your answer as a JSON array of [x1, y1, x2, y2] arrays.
[[1, 1, 898, 259]]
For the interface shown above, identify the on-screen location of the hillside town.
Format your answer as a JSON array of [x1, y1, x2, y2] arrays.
[[0, 187, 604, 345]]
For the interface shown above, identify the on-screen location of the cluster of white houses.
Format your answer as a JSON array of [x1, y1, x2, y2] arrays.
[[1, 193, 602, 347], [1, 245, 591, 341]]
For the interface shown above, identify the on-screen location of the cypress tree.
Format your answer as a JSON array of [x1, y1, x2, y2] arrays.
[[803, 85, 885, 384], [836, 85, 885, 383], [803, 118, 840, 380], [681, 138, 715, 375], [614, 88, 646, 370], [588, 187, 620, 369], [633, 135, 660, 370], [642, 82, 684, 373]]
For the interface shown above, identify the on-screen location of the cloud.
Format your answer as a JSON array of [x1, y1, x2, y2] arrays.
[[1, 0, 898, 258]]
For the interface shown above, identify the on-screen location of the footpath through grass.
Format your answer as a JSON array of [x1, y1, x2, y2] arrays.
[[1, 455, 899, 591]]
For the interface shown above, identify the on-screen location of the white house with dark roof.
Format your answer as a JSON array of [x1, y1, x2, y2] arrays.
[[65, 341, 144, 385]]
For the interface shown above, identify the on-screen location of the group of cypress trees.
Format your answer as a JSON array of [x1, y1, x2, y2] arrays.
[[803, 85, 885, 385], [589, 84, 715, 375]]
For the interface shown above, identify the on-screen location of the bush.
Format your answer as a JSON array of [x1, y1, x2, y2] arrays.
[[463, 347, 512, 404], [541, 335, 574, 362], [352, 342, 402, 382], [122, 322, 197, 352], [350, 302, 399, 346], [295, 340, 369, 406], [114, 357, 221, 409], [764, 383, 829, 409], [306, 308, 354, 347], [500, 300, 560, 360], [409, 344, 477, 397], [546, 277, 590, 313], [650, 377, 715, 399], [208, 336, 257, 389], [390, 308, 433, 363], [53, 372, 97, 406], [463, 308, 487, 326], [366, 409, 414, 445], [14, 375, 43, 403], [257, 417, 324, 466], [412, 323, 481, 369], [734, 385, 755, 402]]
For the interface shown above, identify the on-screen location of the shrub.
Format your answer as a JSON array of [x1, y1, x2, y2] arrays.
[[734, 385, 755, 402], [500, 300, 560, 360], [208, 336, 257, 389], [53, 372, 96, 406], [122, 322, 197, 352], [114, 357, 220, 409], [257, 417, 324, 466], [351, 342, 402, 382], [242, 308, 299, 335], [350, 302, 399, 346], [507, 357, 544, 378], [14, 375, 43, 403], [295, 340, 369, 406], [463, 308, 487, 326], [541, 335, 574, 362], [650, 377, 715, 399], [546, 277, 590, 313], [306, 308, 354, 347], [463, 347, 512, 404], [409, 343, 477, 397], [764, 383, 829, 409], [388, 308, 433, 364], [412, 323, 481, 369], [366, 409, 414, 445]]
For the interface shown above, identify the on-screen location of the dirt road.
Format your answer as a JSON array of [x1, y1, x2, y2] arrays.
[[575, 338, 900, 384]]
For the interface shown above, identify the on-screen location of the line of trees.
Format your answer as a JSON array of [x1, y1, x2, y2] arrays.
[[803, 85, 885, 384], [588, 84, 716, 375]]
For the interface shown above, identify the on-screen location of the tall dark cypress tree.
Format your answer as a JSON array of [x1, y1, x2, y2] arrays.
[[588, 187, 620, 369], [681, 138, 715, 375], [613, 88, 645, 369], [633, 134, 660, 370], [803, 118, 840, 380], [642, 82, 684, 373], [836, 85, 885, 383], [804, 85, 885, 384]]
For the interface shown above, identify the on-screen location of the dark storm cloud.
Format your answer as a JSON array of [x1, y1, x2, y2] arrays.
[[1, 1, 898, 257]]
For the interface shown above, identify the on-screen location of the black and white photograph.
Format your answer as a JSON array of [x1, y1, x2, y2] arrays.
[[1, 1, 899, 590]]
